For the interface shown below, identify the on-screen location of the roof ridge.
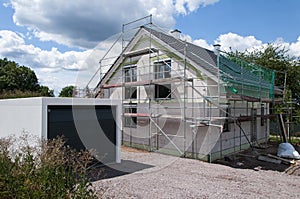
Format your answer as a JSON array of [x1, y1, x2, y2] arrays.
[[141, 25, 214, 53]]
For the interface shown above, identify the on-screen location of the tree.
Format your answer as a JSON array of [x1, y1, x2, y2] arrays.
[[0, 58, 39, 92], [38, 86, 55, 97], [227, 44, 300, 104], [59, 85, 75, 97], [0, 58, 54, 98]]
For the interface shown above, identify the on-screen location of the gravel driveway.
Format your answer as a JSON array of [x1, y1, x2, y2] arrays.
[[93, 148, 300, 198]]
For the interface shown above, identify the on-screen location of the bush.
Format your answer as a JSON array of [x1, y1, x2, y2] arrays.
[[0, 134, 96, 198]]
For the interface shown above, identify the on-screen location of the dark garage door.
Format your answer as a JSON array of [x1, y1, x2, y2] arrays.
[[48, 105, 116, 163]]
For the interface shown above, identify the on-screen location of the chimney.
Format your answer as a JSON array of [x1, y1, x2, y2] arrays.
[[213, 44, 221, 56], [171, 29, 181, 39]]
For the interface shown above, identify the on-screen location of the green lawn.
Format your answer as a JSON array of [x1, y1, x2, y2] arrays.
[[269, 134, 300, 144]]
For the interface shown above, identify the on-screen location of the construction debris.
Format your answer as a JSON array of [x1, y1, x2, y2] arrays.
[[267, 154, 296, 165], [277, 143, 300, 159], [258, 155, 281, 164]]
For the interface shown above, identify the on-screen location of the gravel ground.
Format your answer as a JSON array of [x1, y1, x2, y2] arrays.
[[93, 148, 300, 198]]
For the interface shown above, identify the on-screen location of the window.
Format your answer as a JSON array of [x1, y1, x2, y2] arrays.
[[155, 84, 171, 99], [155, 60, 171, 79], [124, 104, 137, 128], [124, 65, 137, 99], [125, 86, 137, 99], [124, 66, 137, 82]]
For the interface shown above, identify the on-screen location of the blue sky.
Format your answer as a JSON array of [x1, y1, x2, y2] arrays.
[[176, 0, 300, 44], [1, 0, 300, 95]]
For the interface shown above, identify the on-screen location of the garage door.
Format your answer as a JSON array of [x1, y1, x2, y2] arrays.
[[47, 105, 116, 163]]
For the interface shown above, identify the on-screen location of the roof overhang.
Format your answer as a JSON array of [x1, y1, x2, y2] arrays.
[[123, 47, 158, 58]]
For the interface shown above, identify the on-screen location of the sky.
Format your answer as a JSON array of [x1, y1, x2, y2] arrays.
[[1, 0, 300, 95]]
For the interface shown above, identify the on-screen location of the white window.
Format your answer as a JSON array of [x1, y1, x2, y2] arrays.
[[124, 65, 137, 99], [155, 60, 171, 79], [124, 104, 137, 128], [124, 66, 137, 82]]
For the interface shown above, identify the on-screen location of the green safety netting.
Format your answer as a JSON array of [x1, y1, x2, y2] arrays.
[[219, 55, 275, 99]]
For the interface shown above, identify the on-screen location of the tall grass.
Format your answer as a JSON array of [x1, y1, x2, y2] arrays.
[[0, 134, 97, 198]]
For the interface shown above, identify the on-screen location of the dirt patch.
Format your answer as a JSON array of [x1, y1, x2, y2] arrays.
[[214, 142, 300, 176]]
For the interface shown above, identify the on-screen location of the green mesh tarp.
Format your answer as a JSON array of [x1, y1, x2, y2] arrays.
[[219, 55, 275, 99]]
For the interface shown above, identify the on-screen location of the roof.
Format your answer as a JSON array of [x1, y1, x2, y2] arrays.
[[143, 26, 219, 76]]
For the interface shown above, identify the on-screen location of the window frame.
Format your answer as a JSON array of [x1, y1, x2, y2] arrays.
[[124, 104, 137, 128], [123, 65, 137, 99], [124, 65, 137, 83], [154, 60, 171, 79]]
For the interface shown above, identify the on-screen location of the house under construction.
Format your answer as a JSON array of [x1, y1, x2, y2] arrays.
[[87, 17, 282, 161]]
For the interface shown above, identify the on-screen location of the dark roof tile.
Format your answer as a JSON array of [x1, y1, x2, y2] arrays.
[[143, 26, 218, 75]]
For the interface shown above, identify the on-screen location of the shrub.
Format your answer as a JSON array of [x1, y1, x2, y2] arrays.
[[0, 89, 54, 99], [0, 134, 96, 198]]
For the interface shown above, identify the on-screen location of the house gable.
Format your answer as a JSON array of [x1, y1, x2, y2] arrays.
[[97, 26, 275, 101], [96, 27, 222, 99]]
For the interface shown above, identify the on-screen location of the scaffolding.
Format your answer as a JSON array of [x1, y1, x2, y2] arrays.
[[86, 16, 281, 161]]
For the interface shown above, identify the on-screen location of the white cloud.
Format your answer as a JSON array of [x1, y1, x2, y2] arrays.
[[0, 30, 105, 94], [0, 30, 24, 47], [212, 32, 300, 58], [7, 0, 220, 48], [187, 32, 300, 60], [0, 30, 93, 71], [179, 33, 193, 42], [186, 0, 220, 12], [289, 37, 300, 57], [179, 33, 213, 50], [175, 0, 220, 15], [175, 0, 188, 15], [8, 0, 173, 48], [214, 32, 263, 53], [193, 38, 213, 50], [274, 36, 300, 57]]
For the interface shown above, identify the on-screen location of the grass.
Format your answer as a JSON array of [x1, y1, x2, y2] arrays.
[[269, 134, 300, 144]]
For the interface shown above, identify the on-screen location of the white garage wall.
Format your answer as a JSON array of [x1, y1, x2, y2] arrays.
[[0, 97, 43, 138], [0, 97, 121, 163]]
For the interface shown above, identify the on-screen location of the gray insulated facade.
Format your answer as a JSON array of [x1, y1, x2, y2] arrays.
[[96, 25, 274, 161]]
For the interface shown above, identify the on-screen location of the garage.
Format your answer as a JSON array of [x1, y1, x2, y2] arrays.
[[0, 97, 121, 164]]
